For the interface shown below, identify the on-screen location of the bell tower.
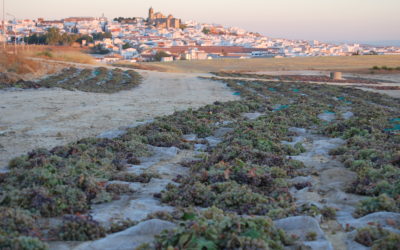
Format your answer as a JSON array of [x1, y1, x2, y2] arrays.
[[148, 7, 154, 21]]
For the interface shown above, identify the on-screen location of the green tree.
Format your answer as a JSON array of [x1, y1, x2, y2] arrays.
[[90, 44, 110, 54], [24, 33, 46, 44], [61, 33, 80, 45], [202, 28, 210, 34], [114, 17, 136, 23], [122, 42, 133, 50], [45, 27, 62, 45], [92, 32, 112, 41], [154, 51, 170, 61], [76, 35, 94, 45]]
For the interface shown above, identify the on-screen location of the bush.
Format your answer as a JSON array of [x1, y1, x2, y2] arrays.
[[57, 215, 106, 241], [111, 172, 160, 183], [36, 50, 53, 58], [355, 226, 400, 249], [108, 219, 138, 234], [1, 137, 150, 217], [0, 207, 36, 236], [306, 232, 317, 241], [155, 207, 292, 249], [105, 183, 132, 195], [0, 236, 48, 250], [320, 206, 337, 220], [373, 232, 400, 250], [354, 194, 399, 217]]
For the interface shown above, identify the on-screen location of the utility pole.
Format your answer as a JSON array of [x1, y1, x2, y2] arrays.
[[6, 12, 16, 54], [2, 0, 5, 49]]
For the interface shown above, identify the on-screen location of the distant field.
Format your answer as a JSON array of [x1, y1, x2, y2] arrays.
[[144, 55, 400, 73], [0, 45, 94, 79], [25, 45, 94, 64]]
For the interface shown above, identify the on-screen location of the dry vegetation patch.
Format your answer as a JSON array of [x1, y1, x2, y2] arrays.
[[0, 66, 143, 93], [26, 45, 94, 64], [0, 46, 42, 75], [145, 55, 400, 73]]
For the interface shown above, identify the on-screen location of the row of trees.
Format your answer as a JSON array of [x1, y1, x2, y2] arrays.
[[24, 28, 112, 46], [113, 17, 137, 23], [92, 32, 112, 41]]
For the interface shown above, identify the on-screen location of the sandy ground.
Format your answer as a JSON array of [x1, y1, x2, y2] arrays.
[[0, 70, 238, 170]]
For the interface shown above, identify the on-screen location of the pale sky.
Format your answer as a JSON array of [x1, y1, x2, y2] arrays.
[[4, 0, 400, 42]]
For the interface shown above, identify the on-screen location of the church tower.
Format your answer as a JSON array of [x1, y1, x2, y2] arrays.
[[148, 7, 154, 21]]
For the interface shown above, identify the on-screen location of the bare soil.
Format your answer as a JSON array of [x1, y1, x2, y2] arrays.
[[0, 70, 238, 169]]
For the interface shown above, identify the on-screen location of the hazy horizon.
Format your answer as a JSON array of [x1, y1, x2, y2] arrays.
[[4, 0, 400, 43]]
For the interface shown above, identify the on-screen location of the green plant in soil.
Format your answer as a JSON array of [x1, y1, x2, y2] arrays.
[[296, 204, 338, 221], [9, 67, 143, 93], [0, 236, 48, 250], [354, 194, 399, 218], [1, 137, 150, 217], [111, 172, 160, 183], [321, 94, 400, 215], [355, 226, 400, 249], [107, 219, 138, 234], [320, 206, 337, 220], [105, 183, 133, 195], [56, 215, 106, 241], [0, 207, 48, 249], [211, 71, 383, 84], [158, 76, 400, 220], [146, 210, 184, 222], [2, 71, 400, 246], [306, 231, 318, 241], [154, 207, 293, 250], [0, 207, 36, 236], [256, 77, 399, 211], [160, 157, 296, 217]]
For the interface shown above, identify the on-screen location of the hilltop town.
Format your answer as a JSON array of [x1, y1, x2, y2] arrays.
[[0, 7, 399, 62], [2, 7, 400, 63]]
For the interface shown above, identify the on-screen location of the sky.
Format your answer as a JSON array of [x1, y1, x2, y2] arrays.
[[4, 0, 400, 43]]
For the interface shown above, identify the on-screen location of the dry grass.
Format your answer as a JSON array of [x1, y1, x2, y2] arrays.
[[1, 45, 94, 65], [0, 45, 87, 79], [0, 45, 96, 80], [25, 45, 94, 64], [49, 51, 94, 64], [144, 55, 400, 73], [0, 46, 42, 74], [112, 61, 165, 71]]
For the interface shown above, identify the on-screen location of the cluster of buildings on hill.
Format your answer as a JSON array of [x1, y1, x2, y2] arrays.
[[147, 7, 181, 29], [1, 7, 400, 63]]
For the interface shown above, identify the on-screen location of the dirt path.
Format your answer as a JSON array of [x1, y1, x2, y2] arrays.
[[0, 70, 239, 170], [285, 128, 363, 249], [284, 123, 399, 249]]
